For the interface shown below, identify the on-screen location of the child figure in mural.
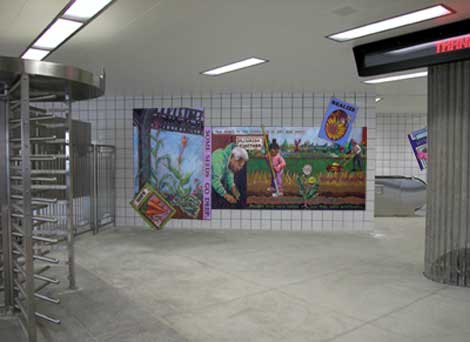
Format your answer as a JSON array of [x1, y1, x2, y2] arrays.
[[266, 139, 287, 197], [211, 143, 249, 206], [351, 139, 363, 172]]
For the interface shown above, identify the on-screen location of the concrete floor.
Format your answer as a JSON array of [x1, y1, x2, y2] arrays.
[[1, 217, 469, 342]]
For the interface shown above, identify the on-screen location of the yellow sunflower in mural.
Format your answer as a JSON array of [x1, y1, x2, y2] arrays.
[[308, 176, 317, 184], [325, 109, 349, 141]]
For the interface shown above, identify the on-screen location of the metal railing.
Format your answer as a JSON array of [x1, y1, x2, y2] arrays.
[[33, 144, 116, 236], [92, 145, 116, 233]]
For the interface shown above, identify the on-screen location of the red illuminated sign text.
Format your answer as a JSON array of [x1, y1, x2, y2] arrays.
[[435, 35, 470, 54]]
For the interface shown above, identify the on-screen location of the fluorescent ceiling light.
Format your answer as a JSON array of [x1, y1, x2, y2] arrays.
[[64, 0, 113, 20], [21, 48, 50, 61], [363, 71, 428, 84], [33, 18, 83, 50], [202, 57, 268, 76], [375, 97, 383, 103], [327, 5, 453, 42]]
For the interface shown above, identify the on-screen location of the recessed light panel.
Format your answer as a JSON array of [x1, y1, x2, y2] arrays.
[[21, 48, 50, 61], [20, 0, 114, 61], [328, 5, 453, 42], [64, 0, 113, 20], [33, 18, 83, 50], [202, 57, 268, 76], [363, 71, 428, 84]]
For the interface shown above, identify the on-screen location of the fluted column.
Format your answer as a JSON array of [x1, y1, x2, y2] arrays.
[[425, 60, 470, 287]]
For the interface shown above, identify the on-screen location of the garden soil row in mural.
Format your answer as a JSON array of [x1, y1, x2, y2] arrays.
[[211, 127, 367, 210]]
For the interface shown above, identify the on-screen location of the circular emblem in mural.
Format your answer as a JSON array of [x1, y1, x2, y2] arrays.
[[325, 109, 350, 141]]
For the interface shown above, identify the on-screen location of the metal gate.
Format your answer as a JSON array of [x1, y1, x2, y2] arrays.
[[33, 144, 116, 236], [92, 145, 116, 232]]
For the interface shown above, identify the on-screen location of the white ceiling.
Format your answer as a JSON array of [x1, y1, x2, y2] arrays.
[[0, 0, 68, 54], [1, 0, 469, 112]]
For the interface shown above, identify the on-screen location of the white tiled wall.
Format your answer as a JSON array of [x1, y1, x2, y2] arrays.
[[70, 92, 376, 232], [376, 113, 427, 181]]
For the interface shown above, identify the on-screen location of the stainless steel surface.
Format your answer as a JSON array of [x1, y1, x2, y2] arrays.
[[34, 117, 92, 200], [9, 115, 54, 124], [35, 311, 60, 325], [93, 145, 116, 231], [1, 98, 13, 312], [4, 71, 84, 341], [72, 144, 93, 235], [11, 232, 58, 244], [34, 292, 60, 305], [1, 206, 13, 311], [32, 255, 59, 264], [0, 56, 104, 101], [33, 274, 58, 285], [0, 55, 108, 339], [426, 61, 470, 287], [65, 91, 75, 290], [374, 176, 426, 217], [92, 145, 97, 234], [11, 195, 57, 204], [41, 143, 115, 236], [19, 73, 37, 342]]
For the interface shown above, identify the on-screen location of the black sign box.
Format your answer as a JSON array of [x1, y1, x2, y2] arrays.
[[353, 20, 470, 77]]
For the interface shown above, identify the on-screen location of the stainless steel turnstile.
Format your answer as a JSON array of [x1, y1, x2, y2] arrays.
[[0, 56, 105, 342]]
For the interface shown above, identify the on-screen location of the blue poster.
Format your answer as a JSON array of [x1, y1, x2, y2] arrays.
[[408, 127, 427, 170], [319, 97, 358, 146]]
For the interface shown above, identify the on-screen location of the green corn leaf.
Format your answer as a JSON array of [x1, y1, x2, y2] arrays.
[[181, 173, 192, 186], [176, 186, 185, 198], [158, 174, 174, 190], [183, 186, 191, 197], [168, 164, 182, 180]]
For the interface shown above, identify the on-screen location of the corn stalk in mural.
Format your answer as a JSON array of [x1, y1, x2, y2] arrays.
[[152, 134, 202, 218], [133, 108, 205, 219]]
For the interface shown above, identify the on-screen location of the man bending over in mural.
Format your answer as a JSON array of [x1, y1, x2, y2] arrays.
[[212, 143, 249, 206], [351, 139, 363, 172]]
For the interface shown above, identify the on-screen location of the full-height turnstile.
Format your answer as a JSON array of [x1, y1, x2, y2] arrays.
[[0, 56, 104, 342]]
